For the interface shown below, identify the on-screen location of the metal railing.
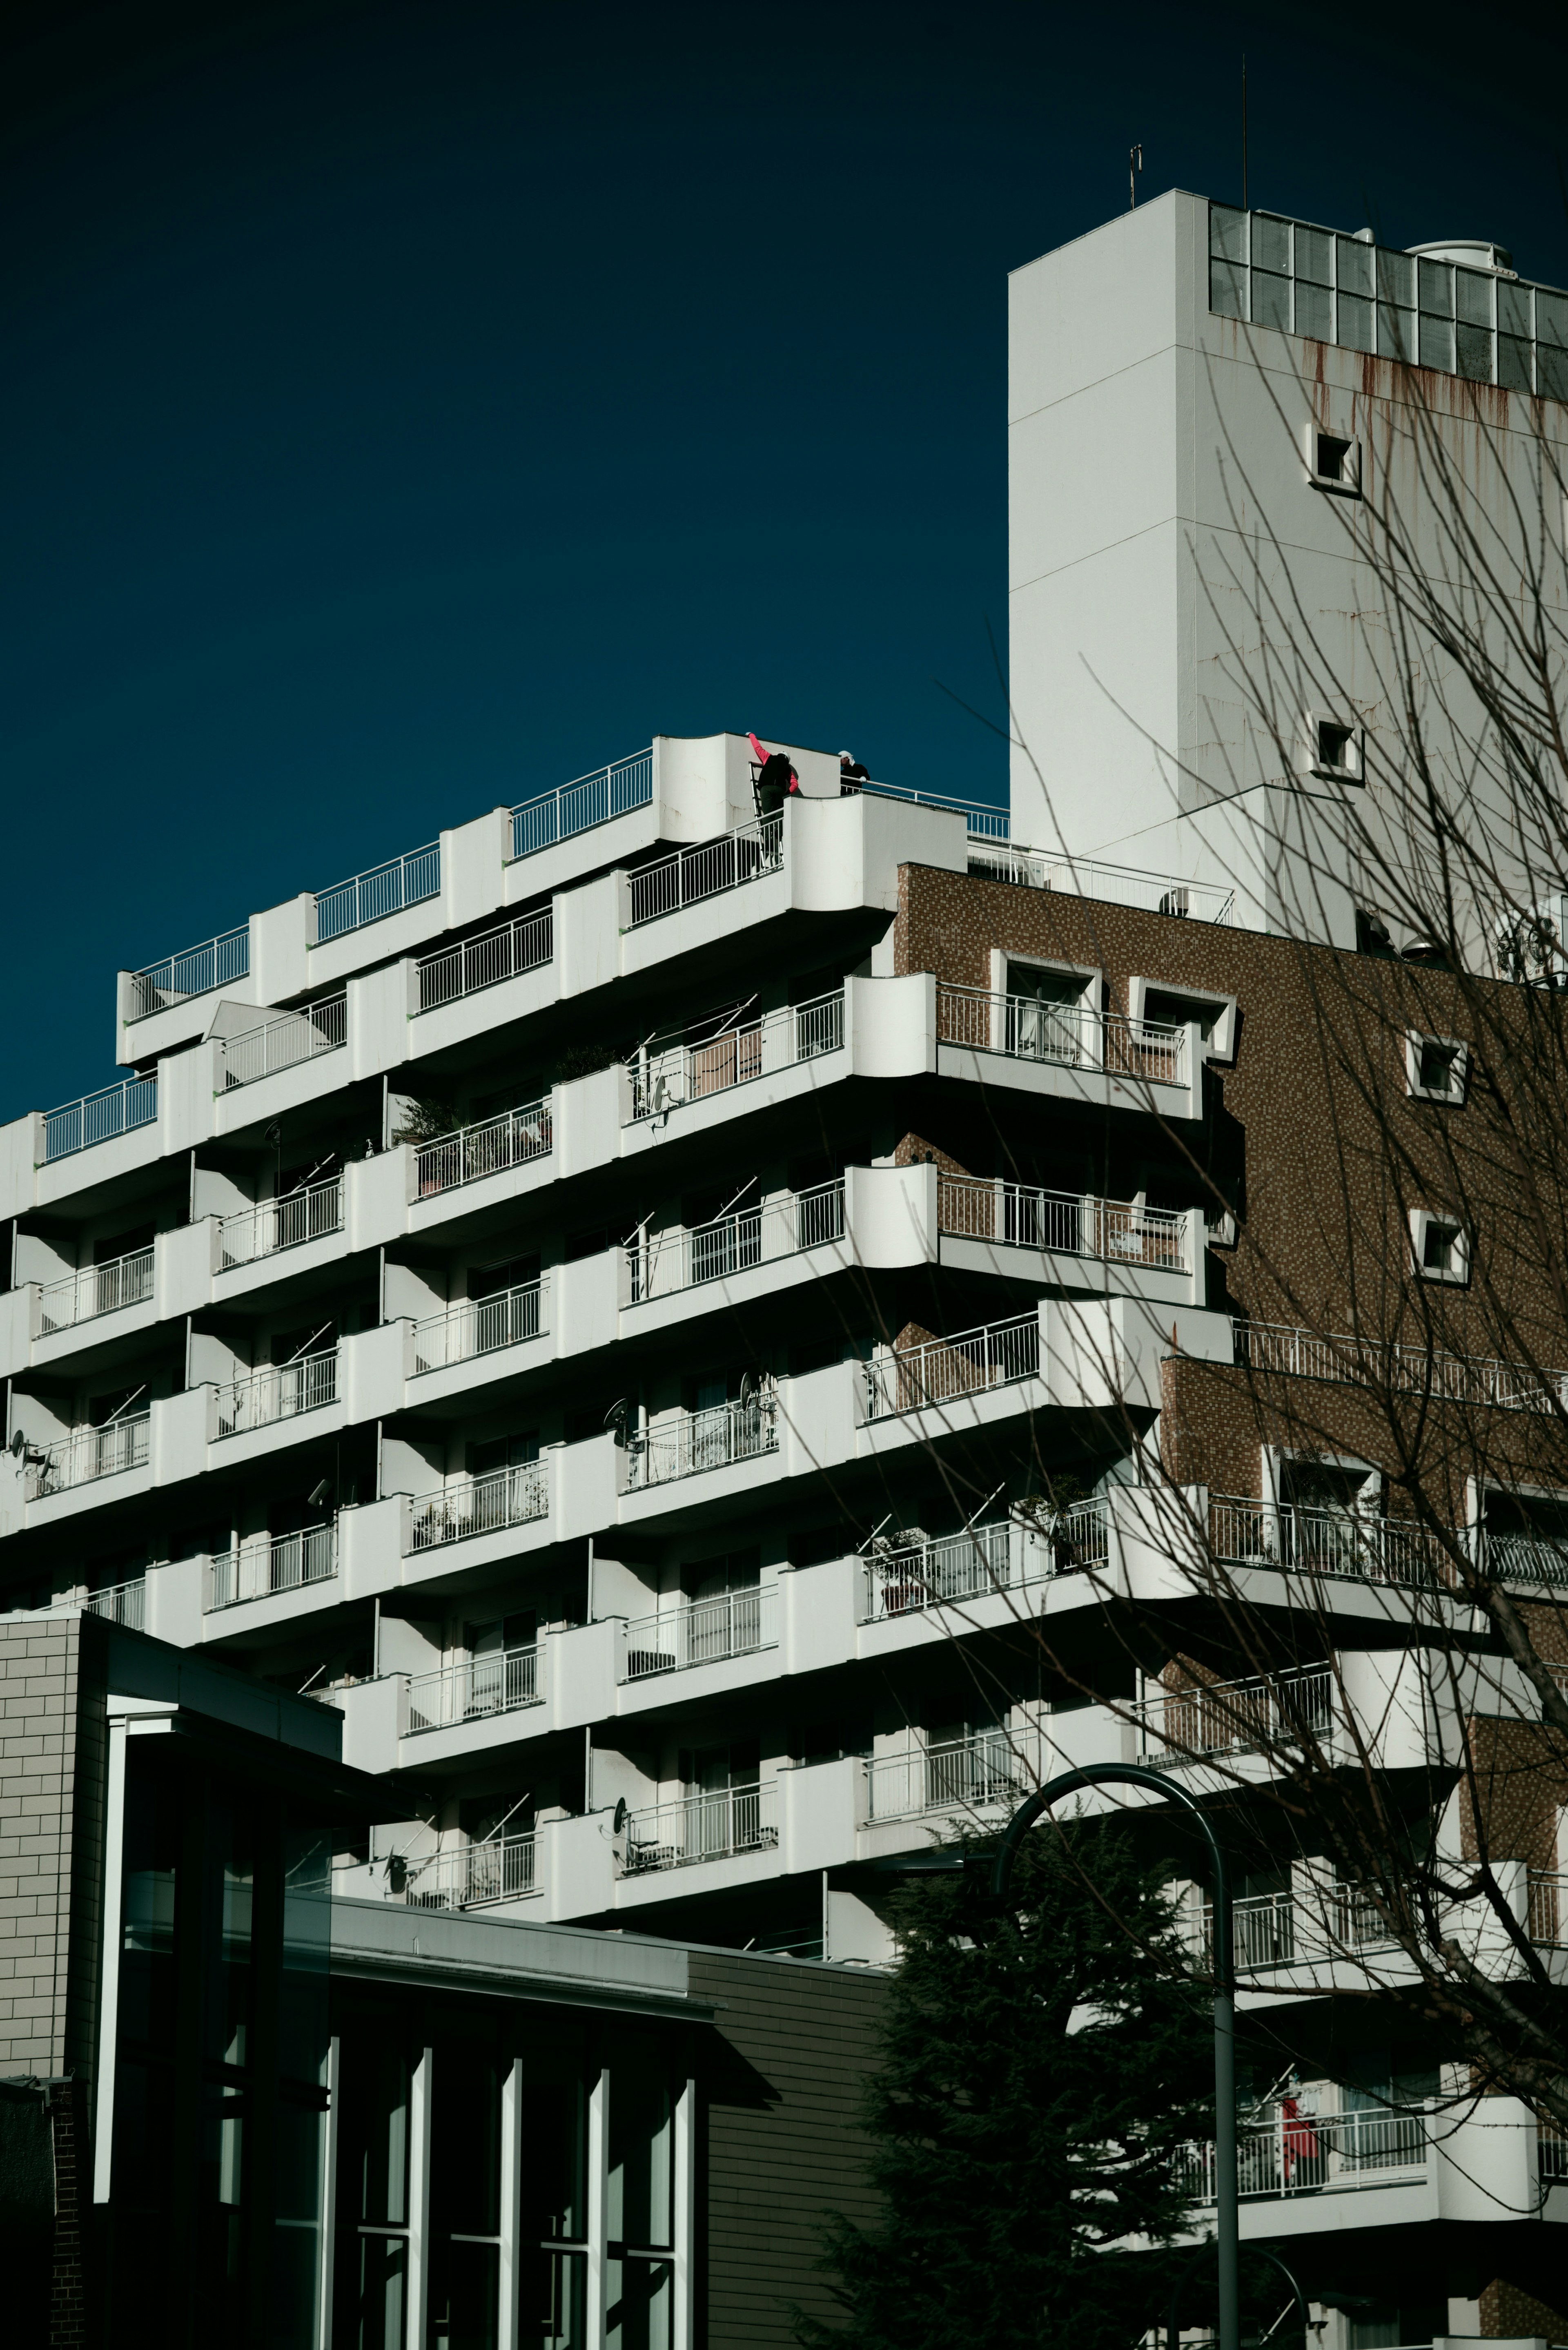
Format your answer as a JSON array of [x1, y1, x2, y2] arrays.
[[623, 1781, 778, 1873], [412, 1279, 546, 1373], [29, 1412, 151, 1498], [628, 1395, 779, 1488], [1202, 1884, 1399, 1970], [1529, 1871, 1568, 1945], [416, 908, 553, 1012], [408, 1458, 549, 1552], [405, 1644, 541, 1732], [214, 1348, 338, 1438], [39, 1246, 155, 1333], [862, 1507, 1109, 1620], [82, 1576, 147, 1630], [627, 815, 782, 927], [218, 1176, 343, 1270], [842, 777, 1010, 839], [129, 924, 250, 1020], [43, 1075, 157, 1163], [937, 1175, 1191, 1272], [510, 749, 653, 861], [1208, 1496, 1445, 1587], [1481, 1530, 1568, 1588], [1539, 2116, 1568, 2182], [1233, 1318, 1568, 1415], [622, 1585, 779, 1681], [966, 840, 1236, 924], [207, 1523, 336, 1611], [413, 1097, 552, 1197], [399, 1833, 538, 1909], [864, 1311, 1039, 1420], [316, 841, 440, 942], [1178, 2104, 1428, 2202], [935, 985, 1189, 1085], [629, 1180, 844, 1302], [218, 994, 346, 1090], [1134, 1664, 1335, 1768], [864, 1724, 1046, 1823], [630, 990, 844, 1119]]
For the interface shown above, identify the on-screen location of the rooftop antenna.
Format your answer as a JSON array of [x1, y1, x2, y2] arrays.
[[1241, 55, 1248, 211], [1129, 144, 1143, 211]]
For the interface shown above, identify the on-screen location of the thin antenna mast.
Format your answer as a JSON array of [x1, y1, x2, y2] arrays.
[[1241, 55, 1248, 211], [1129, 144, 1143, 211]]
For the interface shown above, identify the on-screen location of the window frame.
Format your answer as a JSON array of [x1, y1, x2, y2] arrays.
[[1304, 422, 1362, 496], [1404, 1030, 1469, 1104], [1408, 1207, 1471, 1286], [1305, 711, 1365, 785], [1126, 976, 1238, 1063]]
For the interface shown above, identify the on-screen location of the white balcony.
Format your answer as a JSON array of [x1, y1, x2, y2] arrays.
[[861, 1509, 1107, 1622], [937, 1174, 1192, 1274], [1206, 1886, 1400, 1973], [218, 1175, 343, 1271], [415, 907, 552, 1012], [405, 1644, 541, 1733], [1480, 1529, 1568, 1588], [864, 1312, 1038, 1421], [407, 1458, 549, 1553], [936, 985, 1189, 1086], [39, 1245, 154, 1334], [206, 1522, 336, 1612], [627, 1395, 779, 1489], [623, 1781, 778, 1875], [628, 991, 844, 1121], [27, 1410, 151, 1498], [509, 747, 653, 862], [412, 1278, 547, 1375], [1209, 1495, 1446, 1588], [1133, 1664, 1335, 1768], [214, 1348, 338, 1438], [621, 1586, 779, 1682], [392, 1830, 539, 1909], [628, 1182, 844, 1302], [626, 813, 782, 927], [966, 838, 1236, 925], [1234, 1317, 1568, 1415], [315, 840, 439, 942], [863, 1723, 1045, 1824], [1178, 2102, 1429, 2203], [412, 1097, 552, 1199], [218, 994, 346, 1090], [42, 1075, 156, 1164]]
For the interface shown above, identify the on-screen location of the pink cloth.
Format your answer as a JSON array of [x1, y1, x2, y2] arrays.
[[748, 733, 800, 792]]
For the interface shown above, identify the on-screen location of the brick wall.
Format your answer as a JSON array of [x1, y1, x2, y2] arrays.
[[0, 1616, 84, 2076]]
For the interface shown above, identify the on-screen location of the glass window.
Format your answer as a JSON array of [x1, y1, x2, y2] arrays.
[[1377, 304, 1416, 360], [1295, 281, 1332, 341], [1498, 279, 1532, 337], [1296, 225, 1332, 285], [1252, 214, 1291, 273], [1252, 271, 1291, 332], [527, 2249, 587, 2349], [1498, 335, 1533, 392], [1538, 289, 1568, 350], [1541, 343, 1568, 402], [1457, 322, 1494, 381], [1338, 294, 1374, 354], [1417, 1040, 1461, 1094], [1418, 258, 1453, 317], [1210, 259, 1247, 319], [1314, 434, 1353, 485], [1419, 313, 1456, 372], [1455, 268, 1492, 326], [1376, 249, 1414, 307], [1209, 204, 1247, 263], [1337, 237, 1374, 299]]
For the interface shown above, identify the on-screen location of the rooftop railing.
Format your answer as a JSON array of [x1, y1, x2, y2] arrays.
[[510, 749, 653, 862], [42, 1075, 157, 1164], [628, 1394, 779, 1489], [408, 1458, 549, 1553], [39, 1245, 155, 1334], [398, 1832, 538, 1909], [1209, 1495, 1445, 1588], [629, 990, 844, 1120], [315, 841, 440, 943], [621, 1585, 778, 1681], [1133, 1663, 1334, 1768], [935, 985, 1189, 1085], [207, 1522, 336, 1611], [844, 776, 1010, 840], [967, 840, 1236, 924], [416, 907, 552, 1013], [1232, 1318, 1568, 1416], [623, 1781, 777, 1874], [405, 1643, 541, 1733], [29, 1411, 151, 1499], [628, 1179, 844, 1302], [412, 1278, 546, 1375], [864, 1723, 1045, 1823], [128, 923, 250, 1021], [218, 994, 346, 1090], [218, 1176, 343, 1271], [864, 1311, 1039, 1421], [626, 814, 782, 928], [937, 1174, 1192, 1273], [214, 1348, 338, 1439], [413, 1097, 552, 1198], [1178, 2102, 1428, 2204]]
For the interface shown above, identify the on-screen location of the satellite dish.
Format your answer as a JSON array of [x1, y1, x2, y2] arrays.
[[8, 1429, 24, 1459], [308, 1478, 332, 1511], [603, 1399, 627, 1434], [739, 1373, 755, 1407], [613, 1797, 628, 1834]]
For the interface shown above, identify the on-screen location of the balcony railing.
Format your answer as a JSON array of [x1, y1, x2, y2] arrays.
[[864, 1724, 1045, 1823], [405, 1644, 542, 1732], [1540, 2117, 1568, 2182], [408, 1458, 549, 1552], [630, 990, 844, 1120], [399, 1833, 538, 1909], [215, 1348, 338, 1438], [29, 1412, 151, 1498], [412, 1278, 546, 1374], [39, 1245, 155, 1334], [629, 1179, 844, 1302], [623, 1781, 778, 1874], [842, 776, 1010, 839], [1134, 1664, 1334, 1768], [627, 1395, 779, 1489], [510, 748, 653, 861], [622, 1585, 779, 1681], [413, 1097, 552, 1197], [966, 840, 1236, 924], [938, 1175, 1192, 1273], [218, 1176, 343, 1271], [862, 1507, 1109, 1621], [207, 1522, 336, 1611], [315, 841, 440, 943], [82, 1576, 147, 1629], [1233, 1318, 1568, 1416], [1209, 1496, 1445, 1588], [863, 1312, 1039, 1421], [42, 1075, 157, 1164], [935, 985, 1188, 1085], [627, 814, 782, 928], [129, 923, 250, 1020], [218, 994, 346, 1090], [416, 908, 553, 1012], [1203, 1885, 1399, 1971], [1177, 2104, 1428, 2203], [1529, 1871, 1568, 1945], [1480, 1530, 1568, 1588]]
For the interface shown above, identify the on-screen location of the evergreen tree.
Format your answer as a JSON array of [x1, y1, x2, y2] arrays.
[[799, 1825, 1213, 2350]]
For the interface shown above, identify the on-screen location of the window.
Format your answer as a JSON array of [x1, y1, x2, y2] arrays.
[[1306, 426, 1360, 493], [1310, 716, 1363, 782], [1405, 1032, 1468, 1102], [1133, 983, 1238, 1060], [1408, 1208, 1469, 1284]]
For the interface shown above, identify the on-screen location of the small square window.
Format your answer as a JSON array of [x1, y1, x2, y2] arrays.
[[1313, 718, 1361, 779], [1419, 1040, 1458, 1093], [1314, 433, 1355, 488], [1405, 1030, 1468, 1102], [1409, 1207, 1470, 1285], [1423, 1221, 1461, 1274]]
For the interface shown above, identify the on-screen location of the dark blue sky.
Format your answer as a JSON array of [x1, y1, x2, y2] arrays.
[[4, 0, 1564, 1119]]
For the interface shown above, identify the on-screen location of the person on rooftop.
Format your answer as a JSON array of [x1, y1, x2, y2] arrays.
[[839, 749, 870, 792], [748, 732, 799, 820]]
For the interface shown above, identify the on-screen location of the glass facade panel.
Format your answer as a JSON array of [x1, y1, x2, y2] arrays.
[[1419, 313, 1456, 372], [1455, 267, 1492, 326], [1295, 281, 1332, 341], [1209, 203, 1247, 262], [1296, 224, 1332, 285], [1252, 214, 1291, 272], [1539, 289, 1568, 350], [1418, 258, 1453, 317], [1457, 321, 1494, 381], [1377, 304, 1416, 360], [1210, 259, 1247, 319], [1337, 236, 1374, 299], [1498, 333, 1534, 392], [607, 2258, 673, 2350], [1376, 249, 1414, 307], [1252, 270, 1291, 332], [1498, 278, 1533, 337], [430, 2239, 500, 2350], [1541, 343, 1568, 401], [1338, 293, 1374, 354], [528, 2249, 587, 2349]]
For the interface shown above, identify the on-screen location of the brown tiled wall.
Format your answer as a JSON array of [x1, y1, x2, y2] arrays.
[[0, 1618, 84, 2075]]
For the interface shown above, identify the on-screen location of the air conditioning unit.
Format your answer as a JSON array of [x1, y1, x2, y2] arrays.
[[1497, 897, 1568, 988]]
